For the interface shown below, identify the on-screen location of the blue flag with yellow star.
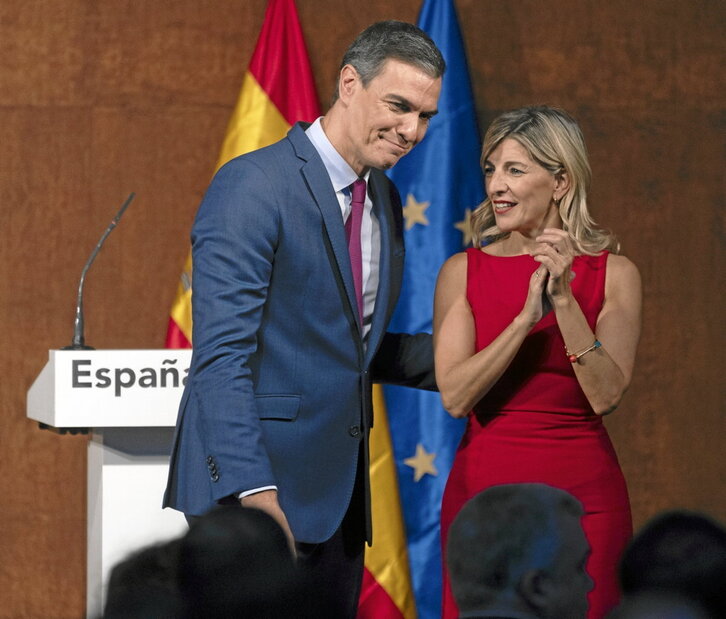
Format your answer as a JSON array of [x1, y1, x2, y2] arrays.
[[384, 0, 484, 616]]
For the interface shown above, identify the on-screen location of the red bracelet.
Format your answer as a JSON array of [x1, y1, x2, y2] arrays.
[[565, 339, 601, 363]]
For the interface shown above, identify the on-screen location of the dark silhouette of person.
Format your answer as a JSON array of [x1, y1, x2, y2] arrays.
[[177, 505, 312, 618], [617, 509, 726, 618], [104, 505, 321, 618], [607, 592, 712, 619], [446, 483, 593, 619], [103, 538, 183, 619]]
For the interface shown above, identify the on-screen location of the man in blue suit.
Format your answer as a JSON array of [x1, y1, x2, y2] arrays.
[[164, 21, 444, 616]]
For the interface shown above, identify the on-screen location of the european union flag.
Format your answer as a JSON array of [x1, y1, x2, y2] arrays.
[[384, 1, 485, 617]]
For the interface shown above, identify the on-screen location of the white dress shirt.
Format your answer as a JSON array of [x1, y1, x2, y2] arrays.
[[306, 117, 380, 340]]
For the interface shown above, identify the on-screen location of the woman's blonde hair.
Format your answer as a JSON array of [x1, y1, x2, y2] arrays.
[[471, 106, 618, 254]]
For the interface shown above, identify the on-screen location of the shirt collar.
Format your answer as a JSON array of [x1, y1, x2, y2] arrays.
[[305, 117, 369, 193]]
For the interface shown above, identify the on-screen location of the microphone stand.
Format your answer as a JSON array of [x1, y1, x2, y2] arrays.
[[63, 193, 136, 351]]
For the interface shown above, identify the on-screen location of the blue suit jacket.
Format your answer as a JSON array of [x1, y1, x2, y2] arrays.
[[163, 123, 435, 543]]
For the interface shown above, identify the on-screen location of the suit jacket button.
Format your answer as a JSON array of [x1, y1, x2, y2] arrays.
[[211, 473, 220, 482], [349, 425, 360, 437], [206, 456, 214, 464]]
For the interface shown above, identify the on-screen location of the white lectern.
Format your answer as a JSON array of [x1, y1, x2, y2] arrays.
[[27, 349, 192, 618]]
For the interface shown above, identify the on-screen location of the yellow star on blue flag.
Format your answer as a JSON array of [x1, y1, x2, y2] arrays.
[[404, 443, 439, 482], [454, 207, 475, 246], [403, 193, 431, 230]]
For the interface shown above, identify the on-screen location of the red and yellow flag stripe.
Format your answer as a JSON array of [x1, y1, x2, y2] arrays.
[[360, 385, 417, 619], [165, 0, 318, 348]]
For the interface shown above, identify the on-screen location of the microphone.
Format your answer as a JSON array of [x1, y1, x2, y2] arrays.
[[63, 193, 136, 350]]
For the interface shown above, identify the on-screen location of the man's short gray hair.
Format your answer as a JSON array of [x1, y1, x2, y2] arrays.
[[447, 483, 584, 611], [331, 20, 445, 104]]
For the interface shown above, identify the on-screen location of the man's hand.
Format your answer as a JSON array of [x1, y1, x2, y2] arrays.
[[240, 489, 296, 556]]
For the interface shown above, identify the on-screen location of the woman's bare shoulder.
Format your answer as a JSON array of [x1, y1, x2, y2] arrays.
[[441, 250, 469, 273], [606, 253, 642, 294], [437, 251, 470, 290], [607, 253, 640, 278]]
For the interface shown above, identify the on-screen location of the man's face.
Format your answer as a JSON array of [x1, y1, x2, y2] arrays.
[[541, 513, 593, 619], [337, 59, 441, 175]]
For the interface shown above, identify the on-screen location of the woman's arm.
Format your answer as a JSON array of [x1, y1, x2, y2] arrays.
[[533, 230, 642, 415], [433, 252, 546, 418]]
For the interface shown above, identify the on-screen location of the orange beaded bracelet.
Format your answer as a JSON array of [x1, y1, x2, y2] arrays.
[[565, 339, 601, 363]]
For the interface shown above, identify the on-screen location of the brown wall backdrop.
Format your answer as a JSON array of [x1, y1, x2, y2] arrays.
[[1, 0, 723, 616]]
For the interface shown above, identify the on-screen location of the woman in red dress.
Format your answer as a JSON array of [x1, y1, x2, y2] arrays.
[[434, 106, 642, 619]]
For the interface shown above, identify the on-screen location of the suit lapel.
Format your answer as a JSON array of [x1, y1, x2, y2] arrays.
[[365, 170, 396, 366], [288, 125, 362, 337]]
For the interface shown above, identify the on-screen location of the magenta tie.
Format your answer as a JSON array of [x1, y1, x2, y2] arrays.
[[345, 178, 366, 321]]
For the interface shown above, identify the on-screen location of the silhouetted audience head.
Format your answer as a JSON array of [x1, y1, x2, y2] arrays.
[[103, 538, 183, 618], [608, 592, 712, 619], [447, 483, 592, 619], [618, 510, 726, 618], [177, 504, 307, 618]]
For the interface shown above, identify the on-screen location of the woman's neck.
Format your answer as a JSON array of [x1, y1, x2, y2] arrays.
[[485, 233, 537, 256], [498, 211, 563, 255]]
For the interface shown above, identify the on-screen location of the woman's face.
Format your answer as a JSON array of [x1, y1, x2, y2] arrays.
[[484, 138, 561, 237]]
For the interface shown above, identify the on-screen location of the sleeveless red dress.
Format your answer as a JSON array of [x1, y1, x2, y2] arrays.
[[440, 248, 632, 619]]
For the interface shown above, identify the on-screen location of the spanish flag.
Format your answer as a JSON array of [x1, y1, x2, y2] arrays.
[[165, 0, 320, 348]]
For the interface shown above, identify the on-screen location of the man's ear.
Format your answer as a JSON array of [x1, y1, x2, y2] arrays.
[[338, 64, 360, 104], [519, 569, 550, 612]]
